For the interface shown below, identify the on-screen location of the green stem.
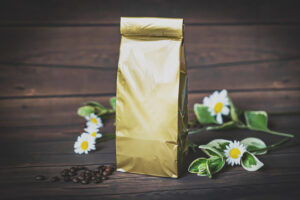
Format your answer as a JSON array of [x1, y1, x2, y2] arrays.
[[188, 118, 198, 126], [249, 138, 291, 153], [239, 110, 300, 116], [188, 127, 209, 135], [264, 129, 294, 138], [189, 122, 294, 138]]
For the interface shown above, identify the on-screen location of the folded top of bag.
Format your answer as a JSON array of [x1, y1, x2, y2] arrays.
[[120, 17, 183, 38]]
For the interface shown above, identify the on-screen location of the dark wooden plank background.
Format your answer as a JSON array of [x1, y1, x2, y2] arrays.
[[0, 0, 299, 199]]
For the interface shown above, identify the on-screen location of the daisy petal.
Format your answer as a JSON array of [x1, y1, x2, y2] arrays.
[[220, 89, 227, 97], [222, 106, 230, 115], [216, 113, 223, 124], [203, 96, 210, 106]]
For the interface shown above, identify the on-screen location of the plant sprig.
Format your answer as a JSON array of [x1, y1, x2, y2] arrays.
[[188, 90, 295, 178], [188, 137, 291, 178], [77, 97, 116, 120], [189, 97, 294, 138]]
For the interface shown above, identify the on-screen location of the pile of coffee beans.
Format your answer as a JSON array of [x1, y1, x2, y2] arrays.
[[35, 165, 115, 184]]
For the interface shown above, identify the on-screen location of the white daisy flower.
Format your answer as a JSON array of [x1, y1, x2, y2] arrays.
[[85, 113, 103, 128], [224, 140, 246, 166], [203, 89, 230, 124], [74, 133, 96, 154], [84, 126, 102, 139]]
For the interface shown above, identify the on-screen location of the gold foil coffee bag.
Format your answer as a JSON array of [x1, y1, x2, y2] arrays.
[[116, 17, 188, 178]]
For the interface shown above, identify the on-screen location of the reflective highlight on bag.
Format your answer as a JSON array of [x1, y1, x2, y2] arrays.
[[116, 17, 188, 178]]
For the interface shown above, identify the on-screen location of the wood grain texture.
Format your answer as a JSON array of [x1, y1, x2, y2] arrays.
[[0, 25, 299, 68], [0, 156, 299, 200], [0, 114, 299, 199], [0, 59, 299, 97], [0, 0, 299, 25], [0, 91, 299, 127], [0, 114, 298, 165], [0, 0, 300, 199]]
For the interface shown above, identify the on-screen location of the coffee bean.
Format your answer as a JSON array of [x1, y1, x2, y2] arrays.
[[93, 170, 98, 175], [104, 168, 111, 174], [60, 169, 69, 177], [98, 168, 103, 175], [35, 175, 46, 181], [79, 172, 85, 177], [41, 164, 114, 184], [102, 171, 110, 176], [85, 173, 92, 178], [68, 171, 76, 176], [93, 178, 102, 184], [97, 165, 105, 170], [85, 176, 91, 181], [71, 177, 80, 183], [107, 165, 115, 172], [81, 179, 89, 184], [70, 167, 77, 173], [50, 176, 60, 182]]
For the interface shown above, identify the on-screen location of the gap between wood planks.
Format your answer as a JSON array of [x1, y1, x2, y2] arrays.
[[1, 22, 300, 27], [0, 88, 299, 100], [1, 56, 300, 70]]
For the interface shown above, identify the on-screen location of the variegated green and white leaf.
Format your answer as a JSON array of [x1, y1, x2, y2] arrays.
[[241, 151, 264, 171], [199, 145, 224, 158], [241, 137, 267, 155], [206, 139, 231, 156], [188, 158, 207, 174]]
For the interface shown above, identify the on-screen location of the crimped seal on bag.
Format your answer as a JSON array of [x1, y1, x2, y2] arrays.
[[120, 17, 183, 38]]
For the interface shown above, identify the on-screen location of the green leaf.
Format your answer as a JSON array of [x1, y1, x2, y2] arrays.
[[206, 139, 231, 156], [205, 159, 212, 178], [207, 156, 225, 175], [188, 158, 207, 174], [244, 111, 294, 138], [190, 157, 225, 178], [94, 106, 109, 116], [194, 104, 217, 125], [197, 171, 209, 176], [84, 101, 109, 116], [241, 151, 264, 171], [199, 145, 224, 158], [77, 106, 95, 117], [85, 101, 106, 110], [229, 97, 239, 122], [205, 121, 237, 131], [244, 111, 269, 131], [241, 137, 267, 155], [110, 97, 116, 111], [204, 157, 225, 178]]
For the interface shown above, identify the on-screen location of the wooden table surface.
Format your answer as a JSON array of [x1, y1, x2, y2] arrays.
[[0, 1, 299, 199]]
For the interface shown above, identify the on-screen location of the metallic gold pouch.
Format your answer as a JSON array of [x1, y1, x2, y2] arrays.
[[116, 17, 188, 178]]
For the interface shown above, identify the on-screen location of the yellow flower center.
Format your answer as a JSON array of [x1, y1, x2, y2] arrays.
[[91, 131, 97, 137], [81, 141, 89, 150], [229, 148, 241, 159], [214, 102, 223, 113], [91, 118, 98, 124]]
